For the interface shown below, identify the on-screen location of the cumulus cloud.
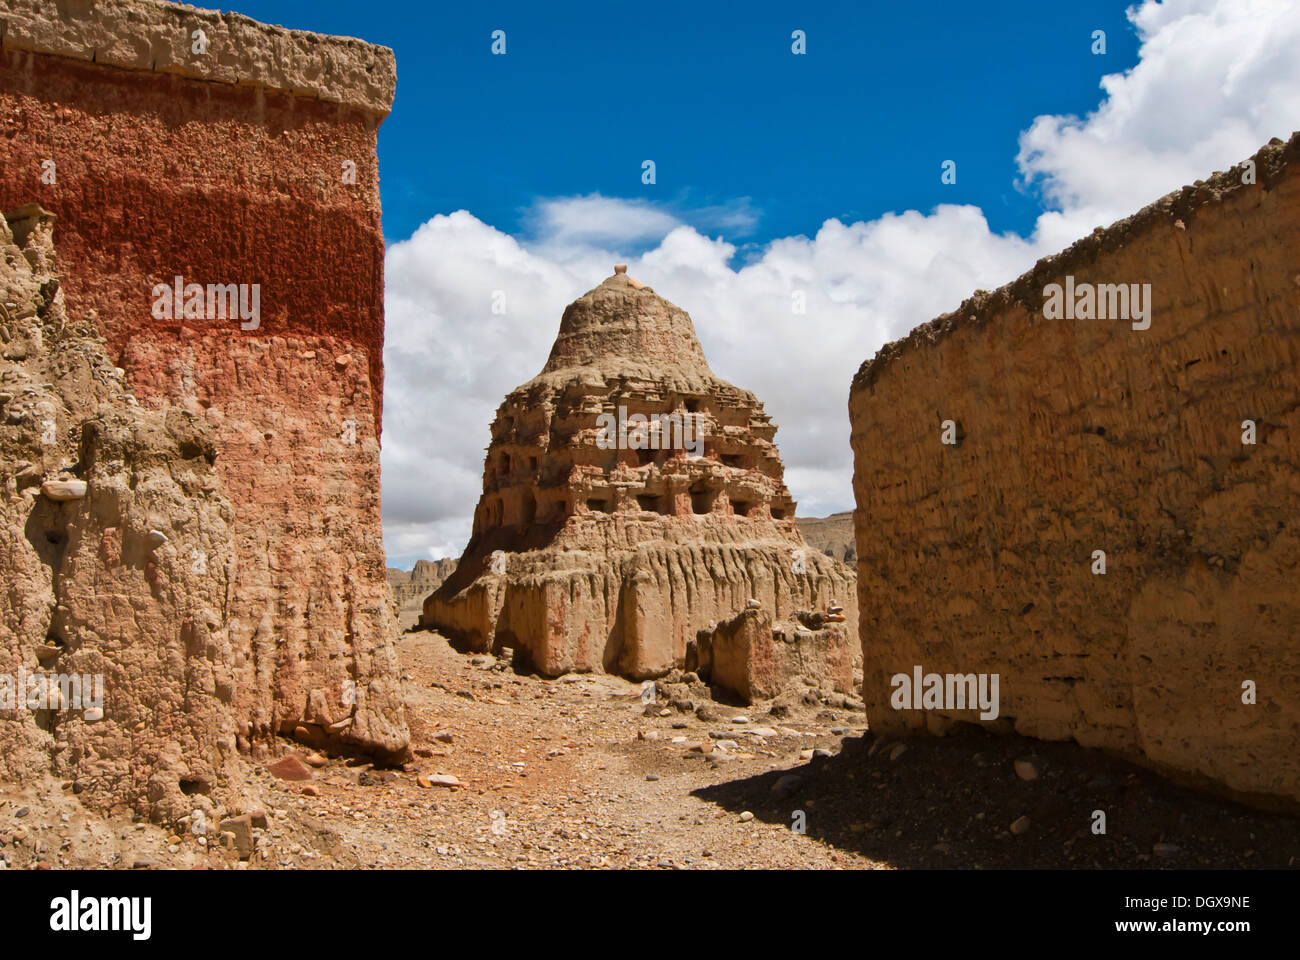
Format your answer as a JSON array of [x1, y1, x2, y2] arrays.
[[1018, 0, 1300, 249], [382, 0, 1299, 566]]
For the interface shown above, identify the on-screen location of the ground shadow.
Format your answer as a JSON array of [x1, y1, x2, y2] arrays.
[[692, 725, 1300, 869]]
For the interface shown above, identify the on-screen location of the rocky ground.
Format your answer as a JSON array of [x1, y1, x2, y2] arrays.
[[1, 627, 1297, 870]]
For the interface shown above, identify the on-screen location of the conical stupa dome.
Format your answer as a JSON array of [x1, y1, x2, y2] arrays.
[[532, 265, 719, 393]]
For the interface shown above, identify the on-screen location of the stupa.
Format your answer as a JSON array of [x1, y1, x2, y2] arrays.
[[422, 266, 857, 679]]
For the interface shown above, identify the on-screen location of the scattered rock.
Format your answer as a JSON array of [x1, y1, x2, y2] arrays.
[[772, 774, 803, 796], [218, 815, 255, 860], [41, 479, 87, 501], [1014, 757, 1042, 781], [1010, 816, 1032, 836], [267, 755, 313, 781]]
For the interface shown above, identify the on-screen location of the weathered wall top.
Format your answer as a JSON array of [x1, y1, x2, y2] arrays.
[[852, 132, 1300, 393], [0, 0, 396, 118]]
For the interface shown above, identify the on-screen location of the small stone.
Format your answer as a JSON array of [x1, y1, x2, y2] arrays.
[[14, 808, 28, 819], [301, 784, 320, 797], [425, 774, 462, 788], [645, 774, 660, 782], [146, 529, 168, 548], [82, 706, 103, 722], [1153, 842, 1181, 859], [266, 755, 313, 781], [303, 751, 326, 768], [433, 730, 454, 743], [739, 811, 754, 822], [731, 716, 750, 724], [41, 479, 87, 501], [218, 815, 255, 859], [1009, 815, 1032, 836], [1014, 757, 1042, 781], [888, 743, 907, 761], [772, 774, 803, 796]]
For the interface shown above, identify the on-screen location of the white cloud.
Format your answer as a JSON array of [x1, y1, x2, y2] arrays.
[[1017, 0, 1300, 248], [382, 0, 1298, 566], [521, 194, 759, 253]]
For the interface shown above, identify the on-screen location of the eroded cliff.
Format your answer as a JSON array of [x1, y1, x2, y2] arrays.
[[0, 0, 408, 823]]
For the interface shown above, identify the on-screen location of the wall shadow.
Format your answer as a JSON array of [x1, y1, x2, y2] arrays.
[[691, 726, 1300, 869]]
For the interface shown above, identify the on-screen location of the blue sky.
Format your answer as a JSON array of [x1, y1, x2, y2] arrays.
[[222, 1, 1140, 247], [213, 1, 1299, 568]]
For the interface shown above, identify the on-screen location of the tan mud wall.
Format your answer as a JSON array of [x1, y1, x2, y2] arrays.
[[849, 134, 1300, 809]]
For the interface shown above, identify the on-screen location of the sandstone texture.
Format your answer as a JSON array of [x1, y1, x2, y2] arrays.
[[0, 206, 251, 823], [424, 268, 857, 679], [849, 133, 1300, 809], [0, 0, 408, 822], [687, 608, 855, 704]]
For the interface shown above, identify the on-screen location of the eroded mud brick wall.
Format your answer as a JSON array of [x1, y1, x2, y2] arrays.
[[849, 134, 1300, 809], [0, 1, 408, 763]]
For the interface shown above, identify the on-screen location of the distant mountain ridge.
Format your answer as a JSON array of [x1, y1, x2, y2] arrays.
[[795, 511, 855, 563], [386, 558, 458, 605]]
